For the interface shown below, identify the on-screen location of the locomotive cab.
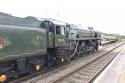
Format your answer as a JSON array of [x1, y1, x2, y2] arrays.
[[41, 20, 66, 48], [55, 25, 65, 46]]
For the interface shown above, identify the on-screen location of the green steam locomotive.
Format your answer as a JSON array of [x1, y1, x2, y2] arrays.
[[0, 15, 101, 82]]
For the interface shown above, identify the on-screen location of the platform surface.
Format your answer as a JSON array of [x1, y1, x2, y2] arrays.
[[94, 45, 125, 83]]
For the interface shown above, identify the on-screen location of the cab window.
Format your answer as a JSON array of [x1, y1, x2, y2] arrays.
[[61, 26, 65, 35], [56, 26, 65, 35]]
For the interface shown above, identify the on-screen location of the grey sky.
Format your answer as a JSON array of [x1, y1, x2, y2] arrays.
[[0, 0, 125, 35]]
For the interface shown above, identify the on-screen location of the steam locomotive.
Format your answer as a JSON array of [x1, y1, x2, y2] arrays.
[[0, 15, 101, 82]]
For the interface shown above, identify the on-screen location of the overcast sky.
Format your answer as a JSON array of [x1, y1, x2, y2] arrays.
[[0, 0, 125, 35]]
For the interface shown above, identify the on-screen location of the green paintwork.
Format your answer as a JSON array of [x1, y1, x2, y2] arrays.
[[78, 29, 91, 37], [55, 35, 65, 46], [0, 25, 47, 62], [104, 35, 118, 42], [68, 28, 101, 40], [96, 32, 102, 39], [48, 32, 54, 47]]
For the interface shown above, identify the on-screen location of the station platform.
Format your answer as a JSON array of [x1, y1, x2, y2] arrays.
[[94, 45, 125, 83]]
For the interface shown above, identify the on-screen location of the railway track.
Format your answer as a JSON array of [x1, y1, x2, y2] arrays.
[[9, 42, 123, 83], [54, 43, 124, 83], [33, 42, 124, 83]]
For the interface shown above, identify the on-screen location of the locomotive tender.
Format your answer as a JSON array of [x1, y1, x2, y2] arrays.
[[0, 15, 101, 82]]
